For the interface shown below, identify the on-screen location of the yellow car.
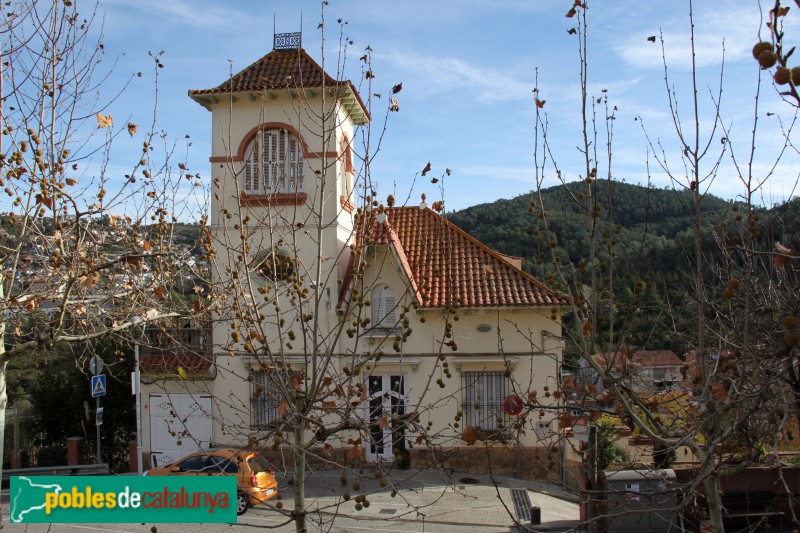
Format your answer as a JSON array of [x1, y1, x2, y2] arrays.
[[146, 448, 279, 515]]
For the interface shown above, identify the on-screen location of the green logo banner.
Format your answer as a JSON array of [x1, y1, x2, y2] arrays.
[[10, 476, 237, 523]]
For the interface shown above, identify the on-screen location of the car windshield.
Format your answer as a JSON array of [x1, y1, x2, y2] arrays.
[[210, 455, 238, 474], [177, 456, 209, 472], [247, 454, 271, 474]]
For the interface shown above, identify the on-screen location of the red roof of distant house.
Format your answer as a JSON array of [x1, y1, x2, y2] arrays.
[[188, 48, 369, 123], [594, 350, 682, 372], [339, 206, 569, 309]]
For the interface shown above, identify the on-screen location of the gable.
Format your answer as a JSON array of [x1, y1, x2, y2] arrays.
[[340, 206, 569, 309]]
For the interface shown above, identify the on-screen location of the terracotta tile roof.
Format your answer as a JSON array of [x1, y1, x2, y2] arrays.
[[188, 48, 369, 124], [632, 350, 682, 367], [340, 206, 569, 309], [594, 350, 681, 371], [140, 354, 213, 372]]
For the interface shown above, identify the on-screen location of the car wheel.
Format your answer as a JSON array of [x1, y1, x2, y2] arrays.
[[236, 492, 249, 516]]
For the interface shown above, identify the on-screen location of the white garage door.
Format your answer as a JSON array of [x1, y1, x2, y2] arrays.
[[149, 393, 212, 468]]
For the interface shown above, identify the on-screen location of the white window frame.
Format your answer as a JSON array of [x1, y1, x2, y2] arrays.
[[243, 129, 304, 195], [251, 369, 296, 428], [370, 285, 397, 332], [462, 371, 507, 432]]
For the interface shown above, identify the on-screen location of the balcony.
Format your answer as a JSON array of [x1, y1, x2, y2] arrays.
[[138, 327, 213, 378]]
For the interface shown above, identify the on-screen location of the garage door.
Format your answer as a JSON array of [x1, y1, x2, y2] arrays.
[[149, 393, 212, 467]]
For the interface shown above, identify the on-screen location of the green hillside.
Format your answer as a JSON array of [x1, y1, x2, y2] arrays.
[[447, 180, 747, 357], [447, 180, 733, 276]]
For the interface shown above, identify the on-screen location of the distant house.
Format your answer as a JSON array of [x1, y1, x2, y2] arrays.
[[580, 350, 683, 394]]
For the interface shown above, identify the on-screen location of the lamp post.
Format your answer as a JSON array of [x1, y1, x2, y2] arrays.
[[134, 343, 143, 475]]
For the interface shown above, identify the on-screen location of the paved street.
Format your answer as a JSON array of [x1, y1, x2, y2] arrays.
[[0, 469, 580, 532]]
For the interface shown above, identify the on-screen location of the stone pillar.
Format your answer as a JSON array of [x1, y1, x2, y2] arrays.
[[66, 437, 84, 466]]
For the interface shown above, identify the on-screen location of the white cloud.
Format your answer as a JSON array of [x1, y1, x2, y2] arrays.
[[612, 3, 764, 70], [378, 50, 533, 102], [105, 0, 244, 31]]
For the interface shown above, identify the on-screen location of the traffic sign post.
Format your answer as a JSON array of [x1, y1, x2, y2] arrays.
[[91, 375, 107, 397], [503, 395, 524, 416], [90, 355, 104, 376], [90, 372, 107, 464]]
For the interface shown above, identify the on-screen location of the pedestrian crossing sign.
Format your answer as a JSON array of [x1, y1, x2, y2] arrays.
[[91, 374, 107, 397]]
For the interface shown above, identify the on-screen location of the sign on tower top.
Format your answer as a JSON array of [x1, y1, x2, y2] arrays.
[[274, 32, 302, 50]]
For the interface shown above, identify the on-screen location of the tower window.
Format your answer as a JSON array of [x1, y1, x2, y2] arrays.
[[243, 129, 304, 194]]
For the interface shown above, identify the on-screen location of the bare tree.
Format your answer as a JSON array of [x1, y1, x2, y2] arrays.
[[0, 0, 201, 507], [530, 1, 800, 531]]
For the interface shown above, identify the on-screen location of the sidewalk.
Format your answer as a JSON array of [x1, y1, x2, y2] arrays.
[[0, 469, 582, 532], [292, 468, 579, 527]]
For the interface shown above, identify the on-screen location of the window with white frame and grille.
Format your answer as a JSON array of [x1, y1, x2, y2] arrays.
[[251, 369, 295, 428], [461, 371, 507, 432], [243, 129, 304, 195]]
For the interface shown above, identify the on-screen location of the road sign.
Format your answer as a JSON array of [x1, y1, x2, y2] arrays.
[[96, 407, 104, 426], [503, 395, 524, 416], [91, 374, 107, 397], [90, 355, 104, 376], [573, 424, 589, 443]]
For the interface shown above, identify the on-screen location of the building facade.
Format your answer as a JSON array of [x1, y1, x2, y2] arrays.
[[139, 45, 567, 479]]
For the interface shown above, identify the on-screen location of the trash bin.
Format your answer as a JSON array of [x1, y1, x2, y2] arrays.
[[603, 469, 678, 532]]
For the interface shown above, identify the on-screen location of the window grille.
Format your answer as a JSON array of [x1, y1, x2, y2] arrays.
[[251, 369, 294, 429], [244, 129, 304, 194], [461, 371, 507, 431]]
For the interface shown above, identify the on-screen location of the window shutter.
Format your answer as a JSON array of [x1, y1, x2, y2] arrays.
[[243, 129, 305, 195], [266, 131, 277, 192], [252, 132, 261, 192], [372, 287, 396, 328], [384, 293, 396, 326], [288, 136, 298, 191]]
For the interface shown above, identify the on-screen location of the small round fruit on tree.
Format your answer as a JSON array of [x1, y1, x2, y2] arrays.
[[775, 67, 791, 85], [753, 41, 774, 60], [791, 66, 800, 86], [759, 50, 779, 69]]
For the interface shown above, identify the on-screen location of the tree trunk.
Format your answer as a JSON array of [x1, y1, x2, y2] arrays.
[[292, 419, 307, 533], [703, 471, 724, 533]]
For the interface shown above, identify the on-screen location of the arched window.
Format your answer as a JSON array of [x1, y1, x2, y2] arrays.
[[252, 250, 295, 282], [243, 129, 304, 195], [371, 285, 396, 329]]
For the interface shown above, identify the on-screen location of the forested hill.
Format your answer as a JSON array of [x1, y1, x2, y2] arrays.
[[446, 180, 756, 355], [447, 180, 734, 281]]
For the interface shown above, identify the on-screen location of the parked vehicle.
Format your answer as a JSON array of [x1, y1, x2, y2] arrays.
[[145, 448, 278, 515]]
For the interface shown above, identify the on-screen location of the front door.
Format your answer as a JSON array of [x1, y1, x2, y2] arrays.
[[365, 374, 406, 462]]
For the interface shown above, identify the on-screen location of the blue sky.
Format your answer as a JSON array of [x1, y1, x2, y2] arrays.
[[93, 0, 799, 215]]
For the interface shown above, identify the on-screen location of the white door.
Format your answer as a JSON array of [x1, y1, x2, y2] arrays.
[[365, 374, 406, 462], [149, 394, 212, 467]]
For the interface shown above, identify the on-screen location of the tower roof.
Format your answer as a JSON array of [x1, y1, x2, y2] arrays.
[[189, 48, 369, 124]]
